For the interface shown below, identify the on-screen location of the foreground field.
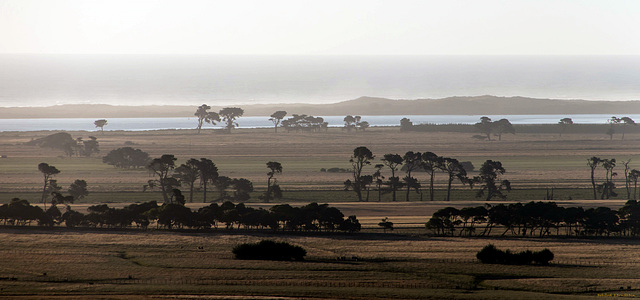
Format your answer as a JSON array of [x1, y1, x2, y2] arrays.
[[1, 228, 640, 299]]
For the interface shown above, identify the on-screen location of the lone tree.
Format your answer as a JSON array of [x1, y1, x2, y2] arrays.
[[102, 147, 150, 169], [558, 118, 573, 137], [38, 163, 60, 208], [219, 107, 244, 133], [269, 111, 287, 133], [382, 154, 404, 202], [473, 160, 511, 201], [147, 154, 178, 203], [587, 156, 602, 200], [94, 119, 108, 133], [347, 146, 374, 202], [194, 104, 221, 134], [263, 161, 283, 202]]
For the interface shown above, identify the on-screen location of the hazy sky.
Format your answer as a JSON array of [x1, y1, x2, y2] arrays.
[[1, 0, 639, 55]]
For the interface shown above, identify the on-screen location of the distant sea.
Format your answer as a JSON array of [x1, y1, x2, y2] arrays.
[[1, 55, 640, 107], [0, 114, 635, 132]]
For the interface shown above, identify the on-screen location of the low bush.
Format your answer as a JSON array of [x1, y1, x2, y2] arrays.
[[232, 240, 307, 261], [476, 244, 553, 265]]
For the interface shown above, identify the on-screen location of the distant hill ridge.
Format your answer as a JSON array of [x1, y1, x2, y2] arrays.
[[1, 95, 640, 118]]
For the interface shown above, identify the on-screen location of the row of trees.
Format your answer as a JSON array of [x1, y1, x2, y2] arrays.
[[0, 199, 361, 233], [144, 154, 283, 204], [426, 200, 640, 237], [194, 104, 245, 133], [345, 147, 510, 202], [588, 157, 640, 201]]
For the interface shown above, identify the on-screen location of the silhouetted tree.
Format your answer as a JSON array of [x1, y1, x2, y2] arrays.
[[558, 117, 573, 137], [607, 116, 620, 140], [214, 176, 232, 201], [382, 154, 403, 201], [347, 146, 374, 202], [103, 147, 150, 169], [403, 151, 422, 201], [630, 169, 640, 200], [598, 158, 617, 199], [194, 104, 221, 134], [197, 158, 218, 203], [588, 156, 602, 200], [94, 119, 107, 133], [219, 107, 244, 133], [624, 160, 632, 200], [400, 118, 413, 132], [344, 115, 356, 132], [378, 217, 393, 232], [81, 136, 99, 157], [38, 163, 60, 208], [68, 179, 88, 201], [422, 152, 440, 201], [440, 157, 468, 201], [620, 117, 636, 140], [174, 159, 200, 203], [373, 164, 385, 202], [357, 121, 370, 131], [269, 111, 287, 133], [231, 178, 253, 202], [263, 161, 283, 202], [493, 118, 515, 141], [475, 116, 493, 140], [147, 155, 178, 203], [473, 160, 511, 201]]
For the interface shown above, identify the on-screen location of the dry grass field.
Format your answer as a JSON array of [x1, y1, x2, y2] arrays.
[[1, 127, 640, 299], [2, 228, 640, 299]]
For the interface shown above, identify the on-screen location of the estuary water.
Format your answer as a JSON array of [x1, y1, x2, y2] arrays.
[[0, 114, 635, 132]]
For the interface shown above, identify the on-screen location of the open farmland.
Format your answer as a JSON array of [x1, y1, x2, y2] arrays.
[[2, 228, 640, 299], [1, 126, 639, 197]]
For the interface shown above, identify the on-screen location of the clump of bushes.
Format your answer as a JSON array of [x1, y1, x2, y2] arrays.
[[476, 244, 554, 265], [232, 240, 307, 261]]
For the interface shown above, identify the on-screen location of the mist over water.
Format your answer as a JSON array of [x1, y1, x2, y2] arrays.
[[1, 55, 640, 107]]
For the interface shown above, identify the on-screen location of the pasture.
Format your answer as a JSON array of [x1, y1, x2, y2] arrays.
[[2, 228, 640, 299], [1, 126, 640, 298]]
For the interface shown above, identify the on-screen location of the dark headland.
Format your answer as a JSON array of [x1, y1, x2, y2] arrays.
[[1, 95, 640, 118]]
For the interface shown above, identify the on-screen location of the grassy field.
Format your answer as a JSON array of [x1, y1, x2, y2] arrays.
[[1, 127, 639, 196], [2, 127, 640, 298], [2, 228, 640, 299]]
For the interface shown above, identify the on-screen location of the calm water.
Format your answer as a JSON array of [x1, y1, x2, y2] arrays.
[[1, 55, 640, 107], [0, 114, 634, 132]]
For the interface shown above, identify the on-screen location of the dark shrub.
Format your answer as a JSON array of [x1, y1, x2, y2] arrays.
[[477, 244, 554, 265], [533, 248, 554, 265], [476, 244, 504, 264], [232, 240, 306, 261]]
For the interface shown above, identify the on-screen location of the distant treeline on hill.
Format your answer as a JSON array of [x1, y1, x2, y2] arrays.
[[0, 199, 362, 233]]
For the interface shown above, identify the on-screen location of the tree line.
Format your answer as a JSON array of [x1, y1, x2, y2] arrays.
[[0, 199, 361, 233], [426, 200, 640, 237], [345, 146, 510, 202]]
